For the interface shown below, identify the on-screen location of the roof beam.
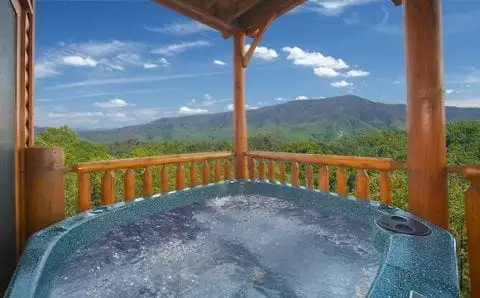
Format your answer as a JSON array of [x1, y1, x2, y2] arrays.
[[240, 0, 306, 35], [153, 0, 234, 34], [391, 0, 402, 5], [227, 0, 263, 23], [242, 15, 275, 68]]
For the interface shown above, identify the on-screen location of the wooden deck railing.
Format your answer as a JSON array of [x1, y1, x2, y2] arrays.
[[448, 165, 480, 297], [71, 152, 232, 213], [246, 151, 404, 204]]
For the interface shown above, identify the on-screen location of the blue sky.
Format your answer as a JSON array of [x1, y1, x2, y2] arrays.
[[35, 0, 480, 129]]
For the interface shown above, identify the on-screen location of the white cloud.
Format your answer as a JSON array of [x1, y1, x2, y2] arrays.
[[45, 71, 228, 90], [306, 0, 379, 15], [283, 46, 370, 79], [62, 55, 97, 67], [344, 69, 370, 77], [143, 63, 157, 69], [446, 98, 480, 108], [159, 58, 170, 66], [178, 106, 208, 115], [36, 40, 148, 77], [393, 80, 402, 85], [445, 89, 455, 94], [145, 21, 213, 35], [94, 98, 132, 108], [274, 97, 287, 101], [202, 94, 230, 106], [330, 80, 353, 88], [35, 62, 60, 79], [214, 60, 227, 66], [131, 109, 161, 121], [295, 96, 310, 100], [283, 46, 349, 69], [227, 104, 258, 111], [48, 112, 104, 118], [314, 67, 340, 77], [151, 40, 211, 56], [245, 44, 279, 61]]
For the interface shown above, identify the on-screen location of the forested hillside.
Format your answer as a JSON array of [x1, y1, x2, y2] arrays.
[[68, 96, 480, 142], [36, 121, 480, 295]]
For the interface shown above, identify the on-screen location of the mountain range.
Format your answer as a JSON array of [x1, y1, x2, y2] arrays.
[[49, 95, 480, 143]]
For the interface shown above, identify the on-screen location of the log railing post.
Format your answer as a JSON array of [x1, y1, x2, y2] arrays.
[[355, 169, 370, 200], [319, 165, 329, 192], [160, 165, 169, 193], [123, 169, 135, 201], [233, 29, 247, 179], [24, 147, 65, 237], [465, 176, 480, 297], [190, 162, 198, 187], [306, 163, 313, 188], [336, 167, 347, 196], [101, 171, 114, 206], [176, 164, 185, 190], [291, 162, 299, 186], [77, 172, 91, 212], [142, 167, 152, 197], [404, 0, 448, 228]]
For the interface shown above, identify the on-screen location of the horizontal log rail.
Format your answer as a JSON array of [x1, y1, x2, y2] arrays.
[[448, 165, 480, 297], [71, 152, 233, 213], [246, 151, 403, 204], [72, 152, 232, 173]]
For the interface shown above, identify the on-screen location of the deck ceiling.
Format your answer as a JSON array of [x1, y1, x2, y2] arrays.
[[153, 0, 401, 38]]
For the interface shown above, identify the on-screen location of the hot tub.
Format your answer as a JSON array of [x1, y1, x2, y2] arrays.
[[7, 181, 459, 297]]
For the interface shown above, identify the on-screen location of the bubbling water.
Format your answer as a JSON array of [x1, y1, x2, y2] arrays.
[[51, 195, 380, 297]]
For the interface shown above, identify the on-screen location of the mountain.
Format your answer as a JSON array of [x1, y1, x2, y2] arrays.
[[73, 95, 480, 142]]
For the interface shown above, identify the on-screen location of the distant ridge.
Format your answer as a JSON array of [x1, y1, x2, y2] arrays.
[[40, 95, 480, 142]]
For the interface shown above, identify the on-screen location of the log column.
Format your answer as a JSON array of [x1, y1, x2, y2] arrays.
[[24, 147, 65, 237], [233, 29, 247, 179], [404, 0, 448, 228]]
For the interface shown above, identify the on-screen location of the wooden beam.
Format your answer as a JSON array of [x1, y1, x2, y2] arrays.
[[233, 30, 247, 179], [391, 0, 402, 6], [227, 0, 263, 22], [242, 15, 274, 68], [404, 0, 448, 229], [240, 0, 306, 35], [153, 0, 233, 34]]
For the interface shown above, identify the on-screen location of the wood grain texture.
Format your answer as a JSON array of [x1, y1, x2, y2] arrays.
[[246, 151, 402, 171], [355, 169, 369, 200], [101, 171, 114, 205], [306, 163, 313, 188], [142, 167, 153, 197], [176, 164, 185, 190], [291, 162, 299, 186], [78, 172, 91, 212], [123, 169, 135, 201], [233, 30, 248, 178], [258, 159, 265, 180], [319, 165, 329, 192], [404, 0, 448, 228], [268, 160, 275, 181], [214, 160, 221, 182], [72, 152, 232, 173], [465, 177, 480, 298], [202, 160, 210, 185], [336, 167, 347, 196], [190, 162, 198, 187]]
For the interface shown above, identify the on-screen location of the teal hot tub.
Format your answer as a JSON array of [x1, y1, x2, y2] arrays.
[[7, 181, 459, 297]]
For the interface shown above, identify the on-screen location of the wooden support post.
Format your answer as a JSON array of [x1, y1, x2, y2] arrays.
[[233, 30, 248, 179], [404, 0, 448, 228], [465, 177, 480, 298], [24, 147, 65, 237]]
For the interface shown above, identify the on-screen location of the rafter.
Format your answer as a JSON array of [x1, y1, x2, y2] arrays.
[[227, 0, 263, 23], [153, 0, 234, 34], [240, 0, 306, 36], [391, 0, 402, 5]]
